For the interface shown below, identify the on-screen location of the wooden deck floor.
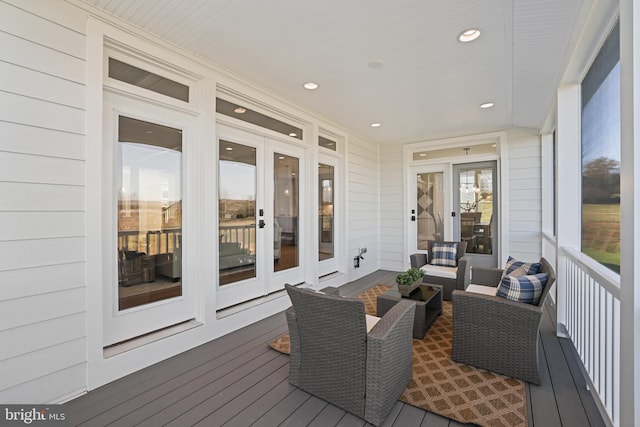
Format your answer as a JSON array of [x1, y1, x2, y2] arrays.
[[68, 270, 606, 426]]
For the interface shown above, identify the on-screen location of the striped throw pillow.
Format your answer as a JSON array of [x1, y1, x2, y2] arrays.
[[497, 273, 548, 305], [430, 242, 458, 267], [502, 256, 541, 278]]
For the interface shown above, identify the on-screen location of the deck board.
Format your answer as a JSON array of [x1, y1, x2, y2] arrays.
[[68, 270, 605, 427]]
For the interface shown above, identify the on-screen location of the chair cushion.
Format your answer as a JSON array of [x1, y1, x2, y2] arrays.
[[365, 314, 381, 332], [496, 273, 549, 305], [502, 256, 542, 277], [430, 242, 458, 267], [466, 284, 498, 296], [421, 265, 458, 279]]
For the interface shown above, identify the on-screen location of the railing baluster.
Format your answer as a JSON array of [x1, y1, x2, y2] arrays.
[[559, 248, 619, 427]]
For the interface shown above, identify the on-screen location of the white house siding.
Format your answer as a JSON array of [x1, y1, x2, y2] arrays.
[[0, 0, 88, 403], [347, 135, 380, 280], [507, 135, 543, 261], [379, 143, 405, 272]]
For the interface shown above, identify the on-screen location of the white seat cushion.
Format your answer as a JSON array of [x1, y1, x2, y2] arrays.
[[421, 265, 458, 279], [365, 314, 381, 332], [466, 284, 498, 296]]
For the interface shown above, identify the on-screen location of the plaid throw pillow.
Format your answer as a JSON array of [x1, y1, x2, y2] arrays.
[[430, 242, 458, 267], [502, 256, 542, 278], [497, 273, 548, 305]]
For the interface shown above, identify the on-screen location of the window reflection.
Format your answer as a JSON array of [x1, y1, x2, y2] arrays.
[[319, 164, 334, 260], [416, 172, 444, 250], [218, 140, 257, 285], [117, 116, 182, 310], [458, 168, 493, 254], [274, 153, 299, 271]]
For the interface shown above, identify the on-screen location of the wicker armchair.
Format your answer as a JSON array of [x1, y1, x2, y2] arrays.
[[284, 284, 415, 426], [410, 240, 469, 300], [451, 257, 556, 384]]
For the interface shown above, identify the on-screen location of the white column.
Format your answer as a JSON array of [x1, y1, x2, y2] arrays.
[[555, 85, 582, 337], [619, 2, 640, 426]]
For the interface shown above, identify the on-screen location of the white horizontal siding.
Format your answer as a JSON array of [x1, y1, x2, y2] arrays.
[[0, 122, 85, 159], [0, 31, 85, 83], [0, 152, 84, 185], [347, 135, 379, 278], [0, 1, 85, 58], [0, 263, 85, 300], [0, 91, 84, 135], [0, 364, 86, 404], [0, 182, 84, 211], [379, 144, 405, 271], [508, 135, 542, 261], [0, 0, 87, 403]]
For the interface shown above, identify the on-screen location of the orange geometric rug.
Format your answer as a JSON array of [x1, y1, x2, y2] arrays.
[[268, 285, 527, 427]]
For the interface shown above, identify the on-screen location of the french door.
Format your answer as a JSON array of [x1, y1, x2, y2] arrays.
[[103, 91, 197, 346], [216, 124, 305, 309], [409, 165, 450, 255], [452, 161, 498, 267]]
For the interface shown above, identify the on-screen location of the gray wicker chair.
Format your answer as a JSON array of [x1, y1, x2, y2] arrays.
[[410, 240, 469, 301], [451, 257, 556, 384], [284, 284, 415, 426]]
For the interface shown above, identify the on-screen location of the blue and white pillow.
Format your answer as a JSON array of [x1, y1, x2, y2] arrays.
[[430, 242, 458, 267], [496, 273, 548, 305], [502, 256, 542, 278]]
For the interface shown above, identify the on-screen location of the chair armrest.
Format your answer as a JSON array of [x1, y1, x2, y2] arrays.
[[410, 253, 427, 269], [468, 266, 503, 287], [319, 286, 340, 296], [457, 256, 470, 291], [365, 299, 415, 426]]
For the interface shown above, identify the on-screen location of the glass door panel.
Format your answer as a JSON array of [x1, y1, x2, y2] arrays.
[[274, 152, 299, 272], [318, 163, 334, 261], [218, 140, 257, 286], [453, 161, 497, 267], [416, 172, 445, 250], [117, 116, 183, 311]]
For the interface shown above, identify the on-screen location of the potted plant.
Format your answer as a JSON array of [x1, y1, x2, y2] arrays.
[[396, 268, 424, 296]]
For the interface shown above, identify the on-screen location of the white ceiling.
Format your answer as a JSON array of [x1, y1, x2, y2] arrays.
[[81, 0, 586, 145]]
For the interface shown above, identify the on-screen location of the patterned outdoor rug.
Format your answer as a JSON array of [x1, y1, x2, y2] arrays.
[[268, 285, 527, 427]]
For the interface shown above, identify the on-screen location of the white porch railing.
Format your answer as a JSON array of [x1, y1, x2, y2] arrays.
[[558, 247, 620, 427]]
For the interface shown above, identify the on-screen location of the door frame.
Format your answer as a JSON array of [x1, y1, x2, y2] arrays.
[[215, 123, 307, 309], [102, 90, 199, 346], [403, 131, 508, 270]]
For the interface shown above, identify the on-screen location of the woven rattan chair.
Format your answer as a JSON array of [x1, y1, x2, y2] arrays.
[[451, 257, 556, 384], [284, 284, 415, 426], [410, 240, 469, 300]]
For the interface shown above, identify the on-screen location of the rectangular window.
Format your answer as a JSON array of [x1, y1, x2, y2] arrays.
[[216, 98, 303, 140], [117, 116, 183, 310], [581, 21, 620, 273], [319, 136, 337, 151], [319, 164, 334, 260], [109, 58, 190, 102]]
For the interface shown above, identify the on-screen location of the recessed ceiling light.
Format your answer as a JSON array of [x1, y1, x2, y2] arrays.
[[419, 153, 427, 157], [225, 147, 233, 151], [234, 107, 246, 114], [303, 82, 319, 90], [289, 132, 297, 137], [480, 102, 495, 109], [370, 123, 381, 128], [458, 28, 481, 43]]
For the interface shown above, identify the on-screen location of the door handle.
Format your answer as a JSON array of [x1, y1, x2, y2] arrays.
[[258, 219, 266, 229]]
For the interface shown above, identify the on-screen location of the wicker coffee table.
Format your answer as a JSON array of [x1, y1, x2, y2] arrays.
[[376, 284, 443, 339]]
